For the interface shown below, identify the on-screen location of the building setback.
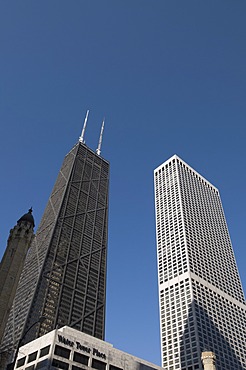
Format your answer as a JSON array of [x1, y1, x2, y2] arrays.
[[154, 155, 246, 370], [12, 326, 163, 370], [1, 137, 109, 361]]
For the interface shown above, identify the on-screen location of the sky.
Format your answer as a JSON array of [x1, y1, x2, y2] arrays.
[[0, 1, 246, 366]]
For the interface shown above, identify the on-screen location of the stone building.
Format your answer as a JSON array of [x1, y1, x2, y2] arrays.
[[0, 209, 35, 343], [12, 326, 163, 370]]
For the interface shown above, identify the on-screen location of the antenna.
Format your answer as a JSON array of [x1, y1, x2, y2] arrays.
[[79, 110, 89, 143], [96, 119, 105, 156]]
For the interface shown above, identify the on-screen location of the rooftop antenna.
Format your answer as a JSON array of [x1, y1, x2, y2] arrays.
[[96, 118, 105, 156], [79, 110, 89, 143]]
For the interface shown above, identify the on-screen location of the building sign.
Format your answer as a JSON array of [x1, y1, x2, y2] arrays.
[[58, 335, 106, 360]]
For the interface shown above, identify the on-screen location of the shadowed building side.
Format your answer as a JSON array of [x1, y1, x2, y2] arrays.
[[180, 300, 245, 369], [0, 209, 35, 343]]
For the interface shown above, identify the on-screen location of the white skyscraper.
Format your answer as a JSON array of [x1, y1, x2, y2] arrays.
[[154, 155, 246, 370]]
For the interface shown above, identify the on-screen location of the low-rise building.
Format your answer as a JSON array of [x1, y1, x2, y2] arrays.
[[13, 326, 162, 370]]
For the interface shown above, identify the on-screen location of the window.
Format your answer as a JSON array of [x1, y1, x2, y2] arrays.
[[73, 352, 89, 365], [25, 366, 35, 370], [54, 345, 70, 359], [36, 359, 50, 369], [109, 365, 123, 370], [39, 345, 50, 358], [28, 351, 38, 363], [52, 359, 69, 370], [92, 358, 107, 370], [16, 357, 26, 367]]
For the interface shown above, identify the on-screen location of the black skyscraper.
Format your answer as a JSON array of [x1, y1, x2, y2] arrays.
[[1, 123, 109, 356]]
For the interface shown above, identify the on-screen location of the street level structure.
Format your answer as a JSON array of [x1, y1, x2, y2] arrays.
[[12, 326, 163, 370]]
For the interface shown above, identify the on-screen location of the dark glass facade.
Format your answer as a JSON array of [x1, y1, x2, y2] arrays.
[[1, 142, 109, 352]]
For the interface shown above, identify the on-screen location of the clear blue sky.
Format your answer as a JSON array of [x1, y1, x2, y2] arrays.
[[0, 1, 246, 366]]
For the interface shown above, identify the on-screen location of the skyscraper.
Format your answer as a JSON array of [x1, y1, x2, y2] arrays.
[[1, 115, 109, 361], [154, 155, 246, 370]]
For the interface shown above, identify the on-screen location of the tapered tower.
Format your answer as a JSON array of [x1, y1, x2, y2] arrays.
[[154, 155, 246, 370], [1, 117, 109, 363]]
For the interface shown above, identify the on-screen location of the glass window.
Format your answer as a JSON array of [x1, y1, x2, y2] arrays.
[[92, 358, 107, 370], [16, 357, 26, 367], [51, 359, 69, 370], [36, 359, 50, 369], [109, 365, 123, 370], [73, 352, 89, 365], [39, 345, 50, 358], [28, 351, 38, 363], [25, 366, 35, 370], [54, 345, 70, 359]]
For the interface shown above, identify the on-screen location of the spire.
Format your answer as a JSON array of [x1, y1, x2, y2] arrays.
[[79, 110, 89, 144], [96, 119, 105, 156]]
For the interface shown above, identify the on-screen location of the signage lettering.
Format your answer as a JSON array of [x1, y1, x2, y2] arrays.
[[76, 341, 91, 353], [93, 348, 106, 360], [58, 335, 74, 348], [57, 335, 106, 359]]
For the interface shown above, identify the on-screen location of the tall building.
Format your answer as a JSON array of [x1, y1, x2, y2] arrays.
[[1, 116, 109, 364], [0, 209, 35, 343], [154, 155, 246, 370]]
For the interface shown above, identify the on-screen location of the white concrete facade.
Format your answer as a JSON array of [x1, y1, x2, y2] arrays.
[[14, 326, 163, 370], [154, 155, 246, 370]]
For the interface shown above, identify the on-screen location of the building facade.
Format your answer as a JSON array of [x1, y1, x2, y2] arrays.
[[0, 209, 35, 343], [12, 326, 163, 370], [154, 155, 246, 370], [1, 141, 109, 360]]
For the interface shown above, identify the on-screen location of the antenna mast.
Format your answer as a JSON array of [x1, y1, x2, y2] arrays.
[[96, 119, 105, 156], [79, 110, 89, 143]]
